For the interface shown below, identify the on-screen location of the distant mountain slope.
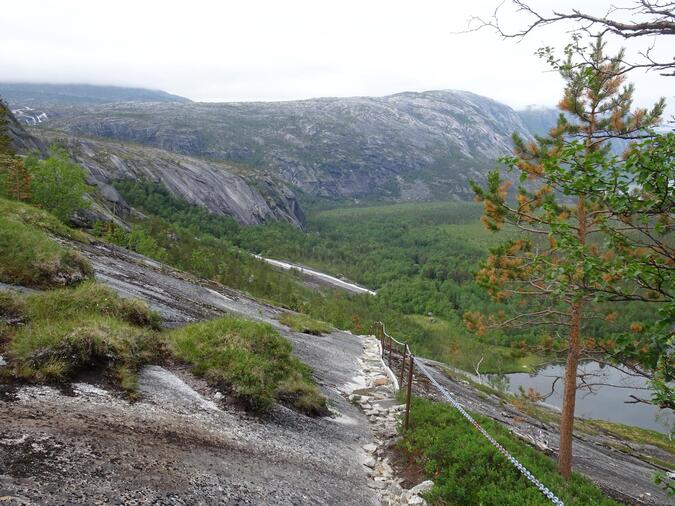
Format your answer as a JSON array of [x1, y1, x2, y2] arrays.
[[1, 101, 47, 154], [36, 130, 305, 228], [516, 106, 561, 137], [0, 83, 190, 105], [5, 87, 533, 201]]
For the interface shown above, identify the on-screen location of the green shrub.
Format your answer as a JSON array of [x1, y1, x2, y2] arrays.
[[167, 316, 327, 415], [24, 148, 92, 222], [401, 396, 618, 505]]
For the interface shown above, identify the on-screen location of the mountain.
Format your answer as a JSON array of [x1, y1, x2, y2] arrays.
[[516, 106, 561, 137], [4, 86, 533, 202], [1, 101, 47, 154], [1, 98, 304, 228], [0, 82, 190, 106], [37, 131, 306, 228]]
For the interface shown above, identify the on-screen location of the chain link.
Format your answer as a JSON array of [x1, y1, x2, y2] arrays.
[[413, 359, 565, 506]]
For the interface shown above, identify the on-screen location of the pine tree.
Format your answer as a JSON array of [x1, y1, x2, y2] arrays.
[[0, 99, 32, 201], [470, 36, 668, 480], [0, 100, 14, 156]]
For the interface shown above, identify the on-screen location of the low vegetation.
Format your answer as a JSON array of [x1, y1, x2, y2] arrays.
[[0, 283, 161, 396], [114, 182, 652, 373], [0, 198, 92, 288], [166, 316, 328, 415], [0, 196, 89, 243], [279, 312, 333, 335], [111, 181, 545, 373], [0, 174, 327, 416], [0, 285, 327, 414], [460, 373, 674, 468], [401, 396, 619, 505]]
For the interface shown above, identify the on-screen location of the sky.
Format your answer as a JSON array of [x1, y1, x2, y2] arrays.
[[2, 0, 673, 113]]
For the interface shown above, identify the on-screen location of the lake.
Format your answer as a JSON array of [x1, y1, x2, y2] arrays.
[[488, 361, 674, 434]]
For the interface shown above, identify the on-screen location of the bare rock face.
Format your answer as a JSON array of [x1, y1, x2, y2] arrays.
[[40, 133, 306, 228], [11, 87, 534, 201], [1, 102, 47, 155]]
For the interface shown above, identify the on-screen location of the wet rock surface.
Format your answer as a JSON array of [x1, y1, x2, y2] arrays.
[[1, 372, 376, 504], [0, 240, 380, 504]]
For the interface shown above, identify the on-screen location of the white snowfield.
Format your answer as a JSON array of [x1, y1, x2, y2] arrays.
[[254, 255, 376, 296]]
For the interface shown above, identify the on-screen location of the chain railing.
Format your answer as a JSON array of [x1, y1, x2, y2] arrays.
[[371, 321, 565, 506]]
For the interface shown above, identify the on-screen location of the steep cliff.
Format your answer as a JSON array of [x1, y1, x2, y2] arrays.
[[1, 101, 47, 155], [38, 132, 305, 228]]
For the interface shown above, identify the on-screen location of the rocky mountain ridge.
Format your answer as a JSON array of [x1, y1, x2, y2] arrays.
[[0, 82, 190, 105], [2, 104, 305, 228], [6, 86, 537, 202]]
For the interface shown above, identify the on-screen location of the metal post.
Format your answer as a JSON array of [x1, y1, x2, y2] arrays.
[[387, 335, 392, 368], [399, 344, 407, 387], [404, 354, 414, 431], [380, 324, 385, 358]]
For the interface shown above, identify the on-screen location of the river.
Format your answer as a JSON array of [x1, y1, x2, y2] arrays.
[[489, 361, 674, 434], [253, 255, 377, 295]]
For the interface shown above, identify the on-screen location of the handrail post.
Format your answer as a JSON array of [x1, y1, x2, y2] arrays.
[[380, 324, 385, 358], [399, 344, 407, 387], [387, 334, 392, 368], [404, 354, 414, 431]]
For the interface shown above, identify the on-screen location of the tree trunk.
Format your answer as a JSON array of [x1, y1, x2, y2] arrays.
[[557, 300, 582, 479], [558, 196, 587, 480]]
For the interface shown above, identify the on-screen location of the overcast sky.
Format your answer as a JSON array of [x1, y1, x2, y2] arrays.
[[2, 1, 673, 113]]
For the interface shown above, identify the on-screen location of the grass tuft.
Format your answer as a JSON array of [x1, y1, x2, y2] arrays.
[[167, 316, 328, 415], [0, 283, 162, 395], [0, 215, 92, 288], [0, 197, 90, 243], [0, 291, 26, 323], [279, 312, 333, 335], [21, 281, 162, 330]]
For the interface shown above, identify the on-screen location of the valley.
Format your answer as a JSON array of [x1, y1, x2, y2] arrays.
[[0, 81, 672, 505]]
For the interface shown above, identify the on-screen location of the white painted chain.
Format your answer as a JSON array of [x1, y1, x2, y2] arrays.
[[414, 359, 565, 506]]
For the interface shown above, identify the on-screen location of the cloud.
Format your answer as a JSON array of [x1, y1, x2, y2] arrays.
[[1, 0, 672, 114]]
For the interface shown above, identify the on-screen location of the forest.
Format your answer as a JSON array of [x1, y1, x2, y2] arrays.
[[111, 179, 658, 376]]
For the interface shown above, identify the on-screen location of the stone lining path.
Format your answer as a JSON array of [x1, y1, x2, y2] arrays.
[[345, 336, 433, 506]]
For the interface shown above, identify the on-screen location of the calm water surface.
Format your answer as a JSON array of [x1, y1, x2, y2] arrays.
[[488, 361, 674, 434]]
